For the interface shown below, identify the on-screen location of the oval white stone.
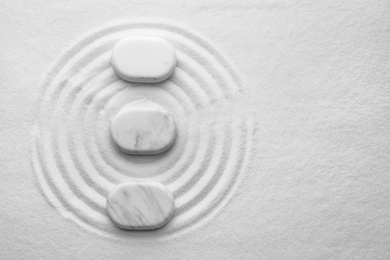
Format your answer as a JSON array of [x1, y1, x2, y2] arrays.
[[106, 181, 175, 230], [110, 99, 177, 155], [111, 36, 177, 83]]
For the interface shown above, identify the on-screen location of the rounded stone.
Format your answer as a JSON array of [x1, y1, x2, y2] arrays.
[[106, 181, 175, 230], [111, 36, 177, 83], [110, 99, 177, 155]]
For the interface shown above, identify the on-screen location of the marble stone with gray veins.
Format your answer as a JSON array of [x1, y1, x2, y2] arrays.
[[110, 99, 177, 154], [106, 181, 175, 230]]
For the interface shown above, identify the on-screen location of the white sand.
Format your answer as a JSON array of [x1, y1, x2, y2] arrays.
[[1, 0, 389, 259]]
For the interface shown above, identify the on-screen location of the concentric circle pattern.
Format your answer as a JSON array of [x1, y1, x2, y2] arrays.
[[31, 19, 253, 239]]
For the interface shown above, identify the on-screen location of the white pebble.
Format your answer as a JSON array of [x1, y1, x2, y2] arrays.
[[106, 181, 175, 230], [111, 36, 177, 83], [110, 99, 177, 155]]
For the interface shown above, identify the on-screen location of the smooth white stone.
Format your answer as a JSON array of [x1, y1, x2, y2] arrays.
[[110, 99, 177, 155], [111, 36, 177, 83], [106, 181, 175, 230]]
